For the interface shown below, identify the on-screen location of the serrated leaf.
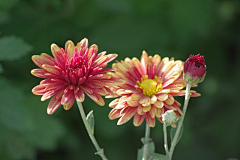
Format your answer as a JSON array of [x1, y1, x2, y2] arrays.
[[148, 153, 169, 160], [86, 110, 94, 134], [0, 35, 32, 61], [170, 122, 184, 145], [137, 141, 155, 160]]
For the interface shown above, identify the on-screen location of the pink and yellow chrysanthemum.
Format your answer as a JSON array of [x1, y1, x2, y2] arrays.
[[107, 51, 200, 127], [31, 38, 123, 114]]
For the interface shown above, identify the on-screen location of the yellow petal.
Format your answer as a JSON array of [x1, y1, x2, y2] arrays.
[[157, 94, 168, 101], [154, 101, 164, 108], [65, 40, 75, 60], [143, 105, 151, 112]]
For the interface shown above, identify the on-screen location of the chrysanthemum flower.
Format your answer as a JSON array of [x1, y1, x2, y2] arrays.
[[31, 38, 123, 114], [107, 51, 200, 127]]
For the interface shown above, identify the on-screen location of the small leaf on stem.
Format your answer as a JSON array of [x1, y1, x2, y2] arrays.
[[137, 141, 155, 160], [86, 110, 94, 134], [170, 122, 184, 145], [148, 153, 169, 160]]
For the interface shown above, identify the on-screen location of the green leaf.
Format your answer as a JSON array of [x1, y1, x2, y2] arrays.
[[148, 153, 169, 160], [0, 78, 32, 132], [137, 141, 155, 160], [170, 122, 184, 145], [0, 35, 32, 61], [86, 110, 94, 134]]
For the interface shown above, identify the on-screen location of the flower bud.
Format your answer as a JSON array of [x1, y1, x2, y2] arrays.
[[183, 54, 206, 85], [162, 110, 178, 127]]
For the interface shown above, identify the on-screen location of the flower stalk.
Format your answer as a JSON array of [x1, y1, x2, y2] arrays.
[[76, 100, 108, 160], [163, 122, 169, 155], [142, 123, 151, 160], [169, 83, 191, 160]]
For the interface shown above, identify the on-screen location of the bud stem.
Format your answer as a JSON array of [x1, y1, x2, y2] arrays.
[[169, 84, 191, 160], [142, 123, 151, 160], [163, 122, 169, 155], [76, 100, 108, 160]]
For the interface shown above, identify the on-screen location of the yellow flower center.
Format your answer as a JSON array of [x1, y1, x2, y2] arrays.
[[137, 75, 162, 97]]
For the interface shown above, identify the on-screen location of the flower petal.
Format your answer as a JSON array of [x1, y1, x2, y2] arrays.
[[47, 92, 63, 115], [133, 114, 145, 127], [146, 112, 155, 127], [31, 53, 55, 68], [117, 108, 137, 125], [75, 89, 85, 102], [127, 98, 139, 107], [157, 94, 168, 101], [109, 109, 121, 120], [153, 101, 164, 108], [61, 87, 75, 110], [142, 105, 151, 112], [85, 92, 105, 106], [65, 40, 75, 60]]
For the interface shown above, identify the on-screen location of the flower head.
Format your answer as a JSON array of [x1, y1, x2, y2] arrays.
[[107, 51, 200, 127], [183, 54, 206, 85], [31, 38, 123, 114]]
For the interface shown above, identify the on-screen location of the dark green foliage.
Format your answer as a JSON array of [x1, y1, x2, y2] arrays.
[[0, 0, 240, 159]]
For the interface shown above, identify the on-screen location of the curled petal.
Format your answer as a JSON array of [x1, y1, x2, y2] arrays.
[[32, 84, 47, 95], [75, 89, 85, 102], [31, 54, 55, 68], [156, 107, 164, 118], [115, 101, 127, 109], [88, 44, 98, 57], [164, 94, 174, 105], [153, 101, 164, 108], [127, 99, 139, 107], [51, 43, 65, 63], [149, 106, 157, 118], [146, 112, 155, 127], [137, 105, 145, 115], [41, 89, 59, 101], [85, 92, 105, 106], [31, 69, 56, 78], [47, 91, 64, 115], [61, 87, 75, 110], [139, 96, 150, 105], [142, 105, 151, 112], [42, 64, 61, 75], [150, 95, 157, 104], [133, 114, 145, 127], [109, 109, 121, 120], [77, 38, 88, 55], [157, 94, 168, 101], [117, 108, 137, 125], [131, 93, 142, 101], [65, 40, 75, 60], [109, 98, 119, 108]]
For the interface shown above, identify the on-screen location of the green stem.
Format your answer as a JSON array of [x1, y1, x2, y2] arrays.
[[76, 100, 108, 160], [169, 84, 191, 160], [163, 122, 169, 155], [142, 122, 151, 160]]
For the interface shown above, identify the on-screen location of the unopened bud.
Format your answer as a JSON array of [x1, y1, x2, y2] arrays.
[[162, 110, 178, 127], [183, 54, 206, 85]]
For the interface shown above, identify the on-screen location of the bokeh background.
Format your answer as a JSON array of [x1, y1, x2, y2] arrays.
[[0, 0, 240, 159]]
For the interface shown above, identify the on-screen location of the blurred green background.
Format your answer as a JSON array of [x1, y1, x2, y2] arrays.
[[0, 0, 240, 159]]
